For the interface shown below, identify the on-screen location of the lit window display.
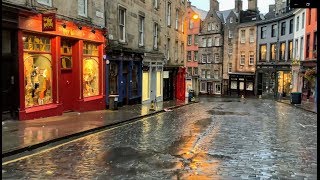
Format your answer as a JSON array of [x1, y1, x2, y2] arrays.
[[83, 42, 99, 97], [24, 53, 52, 107], [61, 40, 73, 69], [277, 71, 292, 97], [23, 34, 52, 108]]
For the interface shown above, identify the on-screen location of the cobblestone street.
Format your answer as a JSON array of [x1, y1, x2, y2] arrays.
[[2, 97, 317, 179]]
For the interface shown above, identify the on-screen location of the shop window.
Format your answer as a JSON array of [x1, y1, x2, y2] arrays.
[[279, 42, 286, 61], [61, 40, 73, 69], [2, 30, 11, 54], [23, 34, 52, 108], [277, 71, 292, 97], [109, 62, 118, 94], [142, 71, 150, 101], [156, 71, 162, 97], [83, 42, 99, 97], [132, 63, 138, 97]]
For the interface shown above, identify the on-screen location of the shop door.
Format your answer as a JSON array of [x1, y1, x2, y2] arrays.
[[61, 39, 75, 112], [122, 73, 129, 105], [207, 82, 213, 94], [150, 67, 157, 102], [215, 83, 221, 94], [239, 78, 245, 96]]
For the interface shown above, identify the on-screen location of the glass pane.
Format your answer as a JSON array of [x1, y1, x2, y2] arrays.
[[2, 30, 11, 54], [61, 56, 72, 69], [24, 53, 52, 107], [23, 34, 50, 52], [83, 58, 99, 97]]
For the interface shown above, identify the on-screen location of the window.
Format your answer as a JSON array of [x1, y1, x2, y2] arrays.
[[288, 40, 293, 60], [194, 35, 198, 45], [270, 43, 277, 61], [214, 53, 220, 63], [206, 70, 211, 79], [153, 23, 158, 49], [154, 0, 158, 9], [167, 3, 171, 26], [187, 51, 192, 61], [180, 43, 184, 63], [249, 51, 254, 65], [229, 30, 233, 38], [187, 67, 192, 77], [23, 34, 52, 107], [175, 9, 179, 30], [240, 51, 245, 65], [207, 23, 212, 31], [2, 30, 11, 54], [296, 16, 299, 31], [300, 37, 304, 60], [207, 37, 212, 46], [132, 63, 139, 97], [271, 24, 277, 37], [230, 17, 233, 23], [201, 54, 207, 63], [201, 82, 206, 91], [138, 16, 144, 46], [37, 0, 52, 6], [261, 26, 266, 39], [202, 38, 207, 47], [279, 42, 286, 61], [228, 63, 232, 73], [249, 29, 254, 42], [61, 39, 72, 69], [78, 0, 87, 17], [167, 38, 170, 60], [187, 35, 192, 45], [194, 51, 198, 61], [142, 71, 150, 101], [214, 70, 219, 79], [302, 13, 305, 29], [294, 39, 299, 59], [83, 42, 99, 97], [175, 41, 178, 60], [119, 8, 126, 42], [207, 54, 211, 63], [194, 67, 198, 75], [281, 22, 286, 35], [109, 62, 118, 95], [260, 44, 267, 61], [189, 19, 194, 29], [289, 19, 293, 34], [214, 37, 219, 46], [156, 71, 161, 97], [314, 32, 317, 58], [181, 18, 184, 33], [211, 23, 215, 30], [240, 30, 245, 43], [201, 70, 206, 78], [306, 34, 310, 58]]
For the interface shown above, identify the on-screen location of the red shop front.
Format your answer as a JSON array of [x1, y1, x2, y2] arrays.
[[175, 67, 186, 101], [18, 13, 106, 120]]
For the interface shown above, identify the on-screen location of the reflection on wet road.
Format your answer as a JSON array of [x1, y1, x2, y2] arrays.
[[2, 98, 317, 179]]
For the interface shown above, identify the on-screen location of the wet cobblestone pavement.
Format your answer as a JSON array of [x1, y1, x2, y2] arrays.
[[2, 97, 317, 179]]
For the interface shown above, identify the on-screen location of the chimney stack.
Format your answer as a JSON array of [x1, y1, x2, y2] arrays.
[[269, 4, 275, 13], [235, 0, 243, 13], [210, 0, 219, 11], [248, 0, 257, 12]]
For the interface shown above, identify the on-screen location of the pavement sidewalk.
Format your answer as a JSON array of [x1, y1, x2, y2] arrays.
[[2, 99, 197, 157], [276, 99, 317, 114]]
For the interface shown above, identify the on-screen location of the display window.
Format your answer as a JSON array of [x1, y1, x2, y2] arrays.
[[23, 34, 53, 108], [61, 40, 73, 69], [109, 62, 118, 95], [83, 42, 99, 97]]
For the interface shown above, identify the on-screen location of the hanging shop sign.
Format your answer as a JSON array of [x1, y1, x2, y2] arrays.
[[42, 13, 56, 31]]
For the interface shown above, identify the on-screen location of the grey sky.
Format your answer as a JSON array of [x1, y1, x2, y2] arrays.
[[189, 0, 274, 14]]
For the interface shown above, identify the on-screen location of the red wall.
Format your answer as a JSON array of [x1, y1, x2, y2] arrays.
[[186, 7, 201, 69], [305, 8, 317, 60]]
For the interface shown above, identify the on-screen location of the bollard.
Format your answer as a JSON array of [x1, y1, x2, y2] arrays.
[[259, 95, 262, 99]]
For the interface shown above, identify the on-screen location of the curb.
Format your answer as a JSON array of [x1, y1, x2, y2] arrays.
[[2, 101, 198, 159], [276, 100, 317, 114]]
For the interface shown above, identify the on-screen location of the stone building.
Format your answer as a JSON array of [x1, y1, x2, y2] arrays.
[[198, 0, 224, 95], [256, 4, 294, 99], [2, 0, 106, 120]]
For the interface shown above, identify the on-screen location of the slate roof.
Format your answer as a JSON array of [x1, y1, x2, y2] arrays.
[[191, 5, 208, 20]]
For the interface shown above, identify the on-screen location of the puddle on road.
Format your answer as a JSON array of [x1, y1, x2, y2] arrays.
[[207, 110, 249, 116], [193, 118, 212, 134]]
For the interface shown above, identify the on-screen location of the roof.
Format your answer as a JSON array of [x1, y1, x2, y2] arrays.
[[217, 9, 239, 23], [191, 6, 208, 20]]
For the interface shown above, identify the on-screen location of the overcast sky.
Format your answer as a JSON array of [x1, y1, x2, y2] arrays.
[[189, 0, 274, 14]]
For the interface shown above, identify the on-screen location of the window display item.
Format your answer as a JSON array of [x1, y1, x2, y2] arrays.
[[83, 58, 99, 97]]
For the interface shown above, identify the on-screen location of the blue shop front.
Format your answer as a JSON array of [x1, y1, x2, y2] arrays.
[[106, 50, 142, 107]]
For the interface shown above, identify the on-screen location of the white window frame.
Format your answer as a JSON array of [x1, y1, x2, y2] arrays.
[[175, 9, 179, 30], [249, 52, 254, 65], [154, 0, 158, 9], [207, 37, 212, 47], [240, 52, 245, 65], [194, 51, 198, 61], [138, 16, 144, 46], [187, 35, 192, 45], [207, 54, 211, 63], [153, 23, 158, 49], [167, 3, 171, 26], [194, 35, 198, 45], [240, 30, 245, 43], [208, 23, 212, 31], [214, 70, 219, 79], [202, 38, 207, 47], [228, 63, 232, 73], [78, 0, 88, 17], [187, 51, 192, 61], [206, 70, 211, 79], [214, 37, 219, 46], [214, 53, 220, 63], [37, 0, 52, 6], [201, 54, 207, 63], [249, 29, 254, 43], [229, 30, 233, 38], [201, 70, 206, 79], [119, 7, 126, 42]]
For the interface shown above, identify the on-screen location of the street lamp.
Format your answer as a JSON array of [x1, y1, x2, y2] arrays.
[[192, 14, 199, 20]]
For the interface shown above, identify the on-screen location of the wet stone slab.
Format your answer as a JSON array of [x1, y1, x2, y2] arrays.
[[2, 97, 317, 179]]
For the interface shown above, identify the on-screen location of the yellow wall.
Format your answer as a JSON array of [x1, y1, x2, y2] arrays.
[[156, 71, 162, 97], [142, 72, 150, 101]]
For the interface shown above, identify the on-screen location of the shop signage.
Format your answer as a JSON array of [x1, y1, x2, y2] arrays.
[[42, 13, 56, 31]]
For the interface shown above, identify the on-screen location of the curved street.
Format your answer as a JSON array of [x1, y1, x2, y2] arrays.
[[2, 97, 317, 179]]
